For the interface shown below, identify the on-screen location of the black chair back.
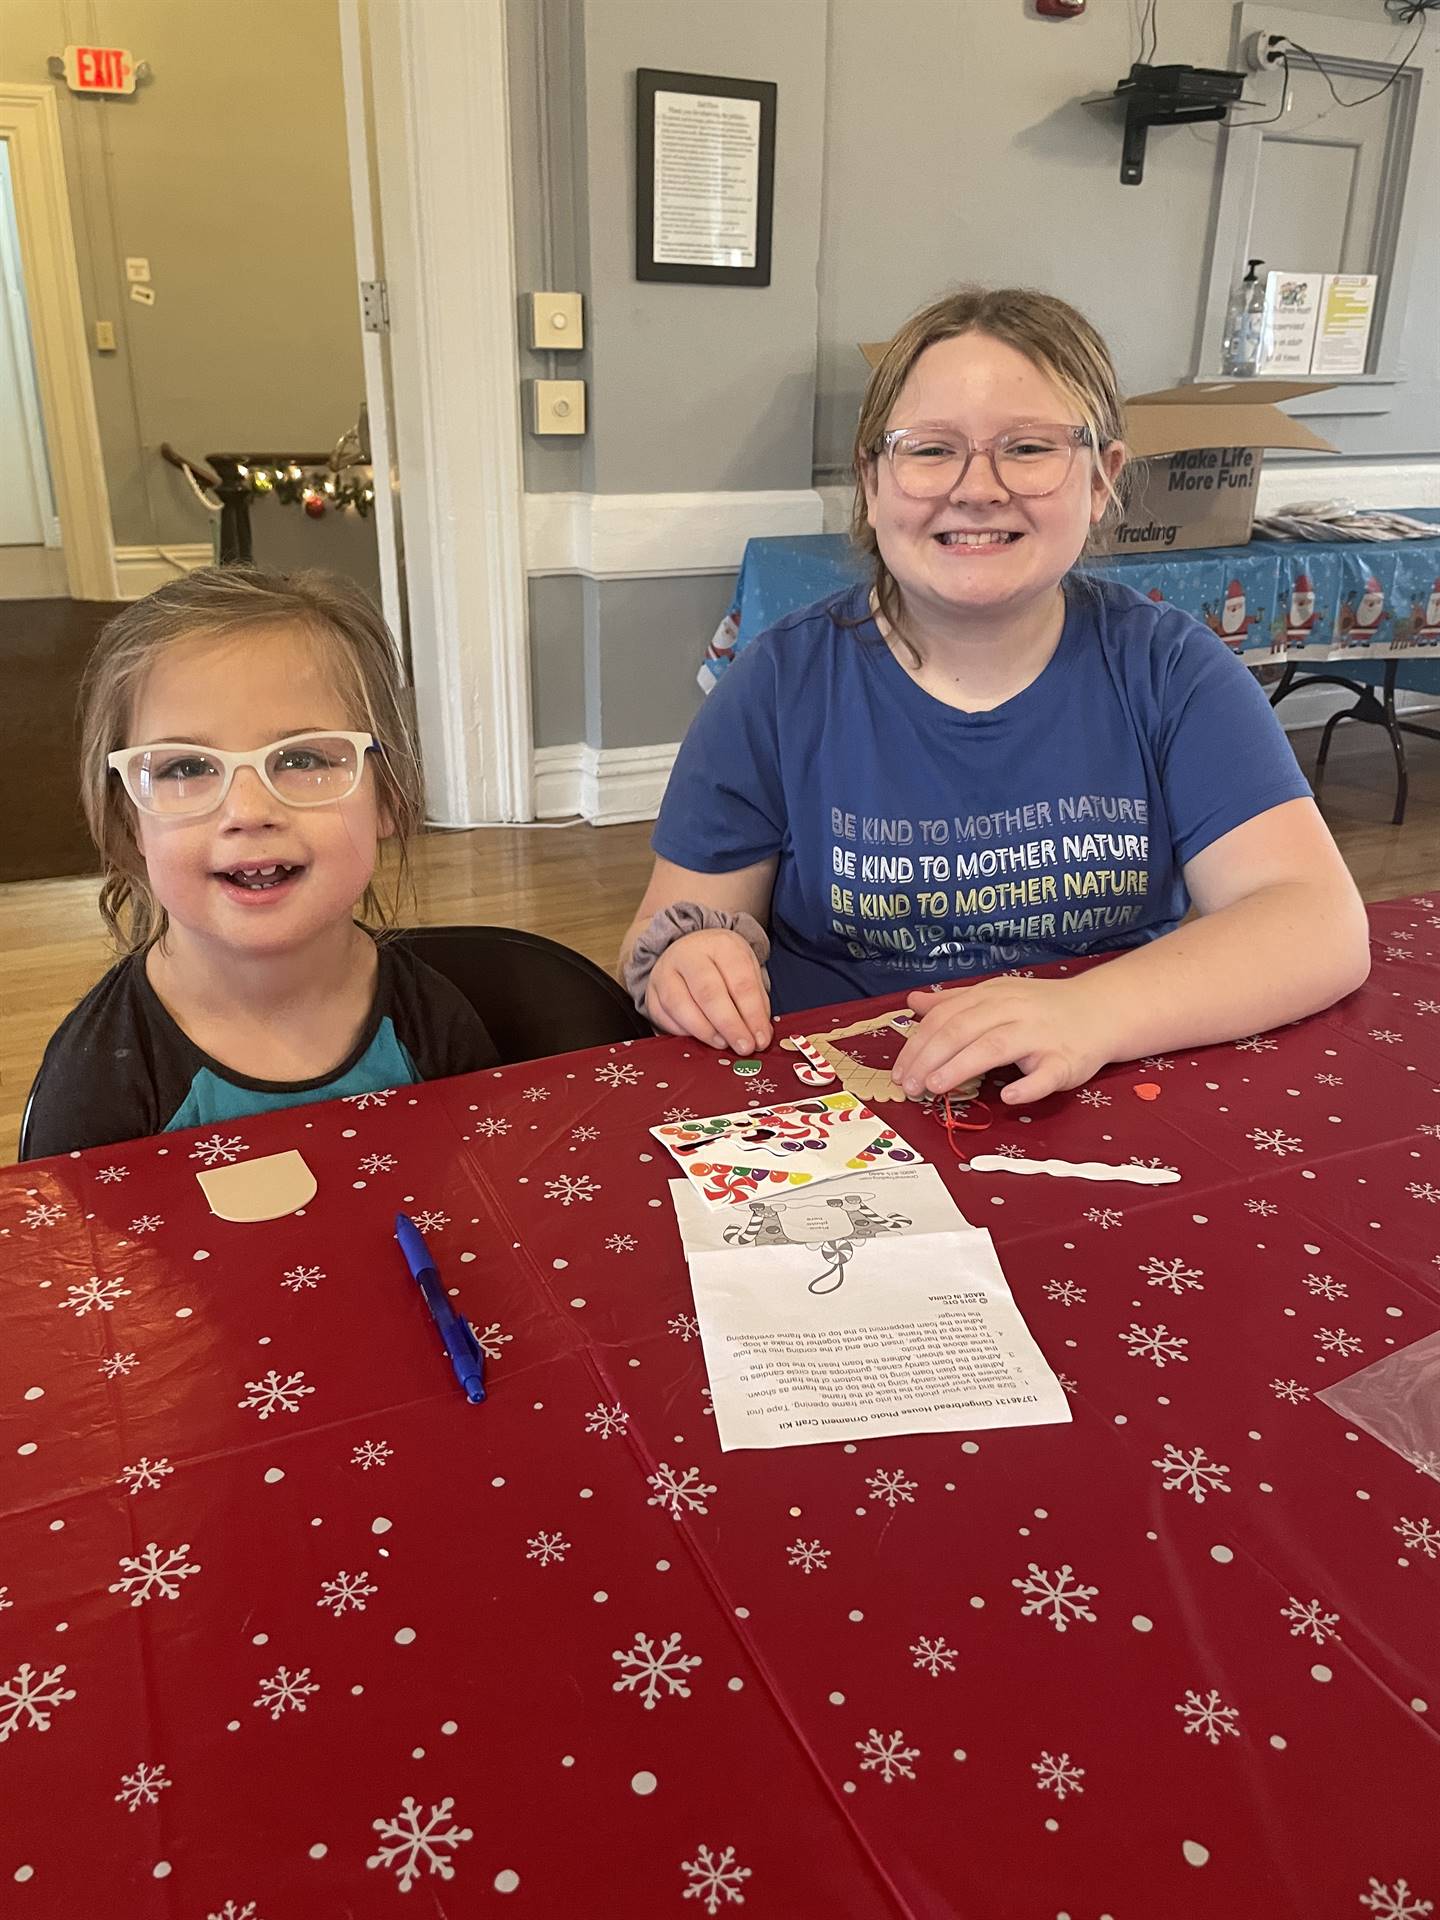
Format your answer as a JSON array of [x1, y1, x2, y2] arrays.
[[400, 924, 652, 1064]]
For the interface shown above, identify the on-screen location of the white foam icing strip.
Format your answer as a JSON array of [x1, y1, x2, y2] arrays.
[[968, 1155, 1180, 1186]]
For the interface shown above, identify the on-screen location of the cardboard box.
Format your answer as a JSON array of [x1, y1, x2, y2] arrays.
[[857, 345, 1337, 555]]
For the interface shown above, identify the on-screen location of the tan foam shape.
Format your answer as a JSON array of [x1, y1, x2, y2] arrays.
[[782, 1011, 982, 1107], [197, 1149, 317, 1221]]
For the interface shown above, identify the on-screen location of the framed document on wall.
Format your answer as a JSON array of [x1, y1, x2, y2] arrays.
[[635, 68, 776, 286]]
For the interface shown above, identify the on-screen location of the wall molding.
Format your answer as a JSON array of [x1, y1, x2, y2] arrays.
[[114, 544, 213, 599], [524, 487, 824, 579], [534, 740, 680, 825]]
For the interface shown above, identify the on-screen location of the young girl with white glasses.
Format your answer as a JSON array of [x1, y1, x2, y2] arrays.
[[22, 568, 495, 1159]]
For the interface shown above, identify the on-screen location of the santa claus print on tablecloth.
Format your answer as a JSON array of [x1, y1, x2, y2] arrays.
[[1204, 579, 1262, 652], [1338, 573, 1390, 647], [1274, 570, 1321, 653], [1401, 576, 1440, 648]]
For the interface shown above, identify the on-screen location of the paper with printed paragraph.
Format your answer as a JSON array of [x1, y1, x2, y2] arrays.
[[669, 1165, 1070, 1452]]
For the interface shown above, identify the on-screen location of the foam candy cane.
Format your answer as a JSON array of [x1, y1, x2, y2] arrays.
[[786, 1035, 838, 1086]]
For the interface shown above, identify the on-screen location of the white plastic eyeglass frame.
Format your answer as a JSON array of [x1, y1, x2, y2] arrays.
[[878, 422, 1094, 498], [107, 731, 379, 817]]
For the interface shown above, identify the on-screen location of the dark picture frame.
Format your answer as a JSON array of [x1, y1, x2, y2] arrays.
[[635, 68, 776, 287]]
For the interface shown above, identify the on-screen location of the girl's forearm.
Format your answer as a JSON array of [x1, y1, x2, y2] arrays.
[[1070, 879, 1371, 1065]]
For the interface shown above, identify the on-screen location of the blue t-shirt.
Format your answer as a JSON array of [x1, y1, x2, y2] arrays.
[[653, 576, 1311, 1013]]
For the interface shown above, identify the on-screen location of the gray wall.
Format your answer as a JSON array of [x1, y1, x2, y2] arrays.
[[6, 0, 365, 547], [509, 0, 1439, 756]]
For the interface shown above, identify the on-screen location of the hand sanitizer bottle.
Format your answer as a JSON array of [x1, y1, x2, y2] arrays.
[[1222, 259, 1269, 377]]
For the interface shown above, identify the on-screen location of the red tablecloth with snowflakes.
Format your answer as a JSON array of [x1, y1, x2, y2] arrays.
[[3, 900, 1440, 1920]]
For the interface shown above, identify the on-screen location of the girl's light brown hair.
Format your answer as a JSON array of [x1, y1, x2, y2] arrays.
[[850, 286, 1129, 649], [79, 566, 423, 954]]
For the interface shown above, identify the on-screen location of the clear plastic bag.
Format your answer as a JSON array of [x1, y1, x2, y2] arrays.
[[1316, 1329, 1440, 1479]]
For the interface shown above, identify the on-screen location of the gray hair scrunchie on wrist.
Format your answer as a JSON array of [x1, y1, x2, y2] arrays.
[[622, 902, 771, 1015]]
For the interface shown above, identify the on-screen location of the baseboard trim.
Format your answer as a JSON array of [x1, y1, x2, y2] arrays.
[[114, 544, 213, 599], [534, 740, 679, 825], [524, 488, 824, 579]]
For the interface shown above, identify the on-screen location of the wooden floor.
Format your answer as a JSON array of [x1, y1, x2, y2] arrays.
[[3, 718, 1438, 1165]]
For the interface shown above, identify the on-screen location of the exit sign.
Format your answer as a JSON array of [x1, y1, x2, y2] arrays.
[[62, 45, 136, 94]]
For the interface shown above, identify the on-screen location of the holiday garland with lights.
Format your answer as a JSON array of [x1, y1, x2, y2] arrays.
[[236, 460, 375, 519]]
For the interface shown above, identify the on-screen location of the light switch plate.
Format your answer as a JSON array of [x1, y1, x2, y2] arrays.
[[529, 291, 583, 350], [124, 256, 151, 283], [94, 320, 117, 351], [532, 379, 586, 435]]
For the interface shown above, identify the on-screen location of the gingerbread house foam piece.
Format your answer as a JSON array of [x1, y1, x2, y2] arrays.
[[781, 1010, 982, 1107]]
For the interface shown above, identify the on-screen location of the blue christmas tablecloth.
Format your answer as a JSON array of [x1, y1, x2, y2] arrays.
[[698, 513, 1440, 692]]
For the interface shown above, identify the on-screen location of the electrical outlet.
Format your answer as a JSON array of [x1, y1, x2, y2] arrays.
[[1244, 30, 1288, 71], [124, 256, 151, 283], [529, 292, 583, 350], [532, 379, 586, 435]]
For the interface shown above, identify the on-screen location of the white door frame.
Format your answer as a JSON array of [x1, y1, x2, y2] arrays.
[[337, 0, 534, 825], [0, 86, 118, 600]]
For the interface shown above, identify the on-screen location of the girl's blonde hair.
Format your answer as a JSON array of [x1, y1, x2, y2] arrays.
[[79, 566, 422, 954], [850, 286, 1129, 647]]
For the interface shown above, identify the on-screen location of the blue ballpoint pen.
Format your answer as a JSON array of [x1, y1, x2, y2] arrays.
[[394, 1213, 486, 1403]]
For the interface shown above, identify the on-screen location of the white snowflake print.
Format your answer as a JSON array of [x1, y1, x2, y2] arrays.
[[1281, 1596, 1339, 1645], [1175, 1687, 1240, 1744], [668, 1312, 700, 1342], [1043, 1278, 1087, 1307], [1315, 1327, 1363, 1358], [1303, 1272, 1348, 1301], [595, 1061, 642, 1088], [585, 1403, 630, 1440], [1394, 1516, 1440, 1560], [359, 1152, 397, 1173], [410, 1209, 450, 1233], [866, 1467, 918, 1509], [351, 1439, 392, 1470], [525, 1532, 571, 1567], [606, 1232, 638, 1254], [238, 1368, 314, 1419], [1153, 1443, 1231, 1504], [663, 1107, 697, 1123], [646, 1463, 716, 1519], [1032, 1751, 1085, 1798], [1248, 1126, 1302, 1157], [1246, 1197, 1280, 1217], [114, 1761, 171, 1812], [570, 1125, 600, 1142], [1139, 1255, 1205, 1297], [521, 1086, 550, 1103], [681, 1844, 752, 1914], [989, 1143, 1029, 1160], [0, 1661, 75, 1743], [206, 1905, 260, 1920], [855, 1727, 920, 1783], [1270, 1377, 1311, 1404], [474, 1322, 512, 1361], [127, 1214, 164, 1235], [787, 1539, 831, 1575], [108, 1542, 200, 1607], [472, 1117, 511, 1138], [1407, 1182, 1440, 1205], [1418, 1124, 1440, 1141], [748, 1078, 778, 1098], [1235, 1034, 1279, 1053], [1359, 1876, 1435, 1918], [1058, 1373, 1079, 1396], [543, 1173, 601, 1206], [612, 1630, 702, 1708], [253, 1666, 318, 1719], [341, 1088, 395, 1110], [22, 1201, 65, 1229], [57, 1275, 130, 1316], [910, 1635, 957, 1676], [1384, 948, 1413, 963], [281, 1265, 324, 1292], [1415, 1001, 1440, 1018], [1119, 1323, 1189, 1368], [1083, 1207, 1124, 1230], [188, 1132, 247, 1167], [0, 1588, 10, 1613], [367, 1795, 473, 1893], [1404, 1450, 1440, 1481], [1076, 1088, 1111, 1107], [117, 1456, 173, 1496], [1314, 1073, 1344, 1088], [317, 1570, 377, 1616], [1013, 1563, 1099, 1632], [1369, 1029, 1404, 1045], [1141, 1054, 1174, 1071], [1127, 1155, 1178, 1174], [99, 1351, 138, 1379], [94, 1164, 129, 1184]]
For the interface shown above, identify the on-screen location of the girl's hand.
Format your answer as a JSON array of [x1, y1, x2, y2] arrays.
[[646, 930, 773, 1056], [892, 977, 1116, 1105]]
